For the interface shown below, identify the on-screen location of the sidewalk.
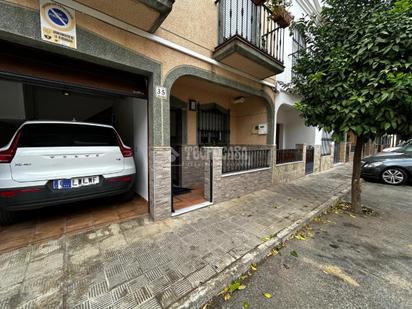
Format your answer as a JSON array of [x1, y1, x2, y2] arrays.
[[0, 165, 352, 309]]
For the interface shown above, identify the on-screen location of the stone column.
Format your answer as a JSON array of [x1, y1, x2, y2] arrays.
[[314, 145, 321, 173], [150, 146, 172, 221], [340, 142, 346, 162], [203, 147, 223, 203]]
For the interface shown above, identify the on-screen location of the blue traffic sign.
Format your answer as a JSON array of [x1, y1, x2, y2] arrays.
[[47, 8, 69, 27]]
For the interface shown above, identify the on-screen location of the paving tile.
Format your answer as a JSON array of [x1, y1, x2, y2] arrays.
[[186, 265, 217, 287], [0, 165, 351, 308], [156, 287, 177, 308], [170, 279, 193, 299], [133, 286, 153, 306], [136, 297, 162, 309]]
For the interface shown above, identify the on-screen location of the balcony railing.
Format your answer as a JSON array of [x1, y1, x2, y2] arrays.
[[276, 149, 303, 164], [216, 0, 285, 64], [222, 146, 271, 174]]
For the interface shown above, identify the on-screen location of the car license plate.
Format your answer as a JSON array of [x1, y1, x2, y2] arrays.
[[53, 176, 99, 189]]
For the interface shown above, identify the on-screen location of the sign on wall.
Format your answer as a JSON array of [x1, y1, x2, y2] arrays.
[[155, 86, 168, 99], [40, 0, 77, 49]]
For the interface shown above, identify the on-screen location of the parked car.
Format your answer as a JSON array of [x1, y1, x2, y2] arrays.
[[361, 144, 412, 185], [382, 139, 412, 152], [0, 121, 136, 224]]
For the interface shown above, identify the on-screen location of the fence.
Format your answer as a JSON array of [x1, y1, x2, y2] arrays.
[[222, 146, 271, 174], [276, 149, 303, 164]]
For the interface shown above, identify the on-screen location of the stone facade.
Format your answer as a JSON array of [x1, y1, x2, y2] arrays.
[[150, 147, 172, 220], [180, 145, 205, 189], [313, 145, 321, 173], [203, 147, 223, 203], [339, 142, 346, 162], [273, 162, 306, 183], [204, 147, 273, 204]]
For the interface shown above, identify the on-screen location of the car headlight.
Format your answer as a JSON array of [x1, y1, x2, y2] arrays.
[[364, 161, 383, 168]]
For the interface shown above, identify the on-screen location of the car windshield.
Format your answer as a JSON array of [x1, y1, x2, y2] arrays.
[[18, 123, 119, 147], [402, 144, 412, 152]]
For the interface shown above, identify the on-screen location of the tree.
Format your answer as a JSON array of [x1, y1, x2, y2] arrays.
[[292, 0, 412, 212]]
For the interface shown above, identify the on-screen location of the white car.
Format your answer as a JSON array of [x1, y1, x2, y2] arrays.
[[0, 121, 136, 224]]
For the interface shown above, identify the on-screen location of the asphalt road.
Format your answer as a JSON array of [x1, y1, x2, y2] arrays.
[[209, 181, 412, 309]]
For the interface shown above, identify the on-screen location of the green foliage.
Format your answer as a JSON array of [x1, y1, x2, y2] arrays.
[[292, 0, 412, 140]]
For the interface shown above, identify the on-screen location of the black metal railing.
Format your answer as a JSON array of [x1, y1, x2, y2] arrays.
[[276, 149, 303, 164], [222, 146, 271, 174], [216, 0, 285, 64]]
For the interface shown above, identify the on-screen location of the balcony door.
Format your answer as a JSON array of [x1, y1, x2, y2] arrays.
[[222, 0, 261, 45]]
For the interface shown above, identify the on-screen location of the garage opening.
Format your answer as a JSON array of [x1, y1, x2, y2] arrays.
[[0, 41, 149, 252]]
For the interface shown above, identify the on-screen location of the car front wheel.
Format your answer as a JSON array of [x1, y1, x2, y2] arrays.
[[381, 168, 407, 185]]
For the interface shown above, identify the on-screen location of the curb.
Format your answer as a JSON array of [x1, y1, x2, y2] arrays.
[[169, 185, 351, 309]]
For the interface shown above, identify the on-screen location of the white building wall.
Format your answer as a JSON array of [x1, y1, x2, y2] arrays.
[[274, 0, 322, 148]]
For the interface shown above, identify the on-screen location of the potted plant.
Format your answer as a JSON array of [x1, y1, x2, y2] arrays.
[[268, 0, 293, 28], [251, 0, 266, 5]]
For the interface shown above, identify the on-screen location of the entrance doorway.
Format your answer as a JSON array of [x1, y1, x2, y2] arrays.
[[306, 146, 314, 175], [0, 41, 150, 248]]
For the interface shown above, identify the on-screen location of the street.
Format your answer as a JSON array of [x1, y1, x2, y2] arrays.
[[210, 181, 412, 309]]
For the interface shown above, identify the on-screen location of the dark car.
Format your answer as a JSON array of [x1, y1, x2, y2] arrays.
[[361, 144, 412, 185]]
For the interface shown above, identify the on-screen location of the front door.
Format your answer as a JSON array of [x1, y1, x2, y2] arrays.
[[305, 146, 314, 175], [170, 108, 182, 186]]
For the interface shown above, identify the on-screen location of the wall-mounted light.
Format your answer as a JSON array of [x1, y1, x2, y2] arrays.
[[233, 96, 245, 104], [189, 99, 198, 111], [62, 91, 71, 96]]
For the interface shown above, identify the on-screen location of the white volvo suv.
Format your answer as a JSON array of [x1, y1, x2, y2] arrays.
[[0, 121, 136, 224]]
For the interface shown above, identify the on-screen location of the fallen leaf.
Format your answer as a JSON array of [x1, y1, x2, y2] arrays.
[[261, 236, 272, 242], [263, 293, 273, 299], [228, 281, 240, 293], [224, 293, 231, 301], [250, 263, 257, 271], [238, 285, 246, 290], [201, 305, 208, 309], [295, 234, 306, 241], [348, 213, 357, 218], [243, 301, 250, 308], [271, 248, 279, 256], [290, 250, 298, 258]]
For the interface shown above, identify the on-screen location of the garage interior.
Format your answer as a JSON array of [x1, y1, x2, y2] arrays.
[[0, 42, 149, 253]]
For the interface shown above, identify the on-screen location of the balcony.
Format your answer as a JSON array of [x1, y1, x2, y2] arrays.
[[76, 0, 174, 33], [214, 0, 285, 79]]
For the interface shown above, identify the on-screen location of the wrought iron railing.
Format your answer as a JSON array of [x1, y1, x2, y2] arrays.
[[216, 0, 285, 64], [222, 146, 271, 174], [276, 149, 303, 164]]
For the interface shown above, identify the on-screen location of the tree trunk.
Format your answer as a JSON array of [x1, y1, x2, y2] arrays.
[[351, 135, 364, 213]]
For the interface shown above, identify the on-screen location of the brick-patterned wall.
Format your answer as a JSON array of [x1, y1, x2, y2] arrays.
[[273, 162, 305, 183], [219, 169, 272, 202], [320, 154, 333, 171], [319, 143, 334, 171], [180, 145, 205, 188], [204, 147, 273, 204], [150, 147, 172, 221], [314, 145, 321, 173], [339, 142, 346, 162]]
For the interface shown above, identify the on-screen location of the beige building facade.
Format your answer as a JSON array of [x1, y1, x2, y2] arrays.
[[0, 0, 340, 221]]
